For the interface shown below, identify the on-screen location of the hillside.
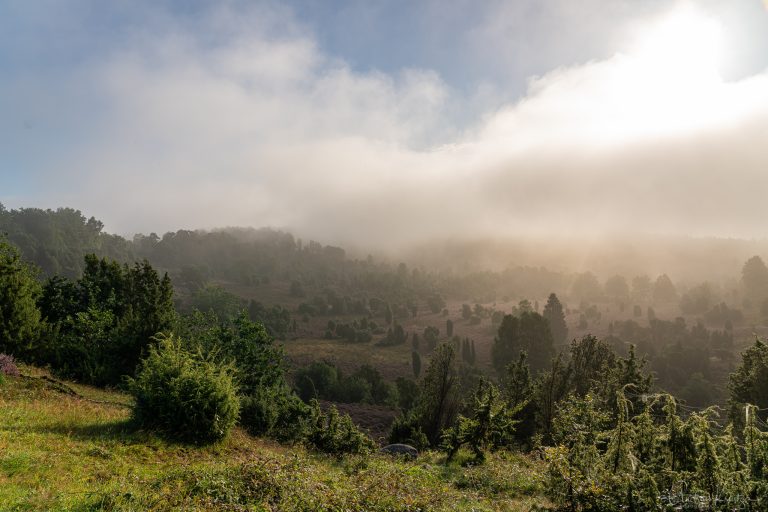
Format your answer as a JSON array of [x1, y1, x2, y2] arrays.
[[0, 366, 550, 511]]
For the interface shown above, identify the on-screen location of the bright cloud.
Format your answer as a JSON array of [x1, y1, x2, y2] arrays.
[[4, 1, 768, 246]]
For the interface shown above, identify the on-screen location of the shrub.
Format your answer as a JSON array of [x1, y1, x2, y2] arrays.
[[441, 381, 522, 463], [128, 334, 240, 444], [423, 326, 440, 350], [293, 361, 395, 406], [304, 400, 375, 456], [333, 375, 372, 403], [0, 353, 20, 377], [177, 310, 290, 422], [388, 413, 429, 450], [395, 377, 420, 412], [427, 295, 445, 314], [239, 386, 309, 443], [294, 361, 339, 400], [49, 307, 121, 386]]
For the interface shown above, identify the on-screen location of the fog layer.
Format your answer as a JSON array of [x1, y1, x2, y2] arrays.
[[3, 1, 768, 247]]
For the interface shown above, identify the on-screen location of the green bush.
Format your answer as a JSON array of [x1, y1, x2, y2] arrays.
[[441, 381, 522, 463], [178, 311, 286, 397], [128, 333, 240, 444], [48, 308, 122, 386], [304, 400, 375, 456], [332, 375, 372, 403], [240, 386, 309, 443], [387, 413, 429, 450], [293, 361, 397, 406]]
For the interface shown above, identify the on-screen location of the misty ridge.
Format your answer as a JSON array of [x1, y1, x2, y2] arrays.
[[4, 201, 768, 289]]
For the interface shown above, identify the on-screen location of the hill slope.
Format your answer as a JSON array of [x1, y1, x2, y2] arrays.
[[0, 368, 549, 511]]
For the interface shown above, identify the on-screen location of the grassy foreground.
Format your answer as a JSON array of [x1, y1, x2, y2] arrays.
[[0, 368, 550, 511]]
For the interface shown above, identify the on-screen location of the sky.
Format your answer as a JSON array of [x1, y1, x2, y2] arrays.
[[1, 0, 768, 246]]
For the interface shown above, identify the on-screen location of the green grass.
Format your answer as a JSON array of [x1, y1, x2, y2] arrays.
[[0, 367, 551, 511]]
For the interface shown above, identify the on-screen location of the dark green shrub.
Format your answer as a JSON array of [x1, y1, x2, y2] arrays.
[[248, 300, 291, 339], [239, 386, 309, 443], [423, 326, 440, 350], [304, 400, 375, 456], [441, 381, 523, 463], [395, 377, 420, 412], [49, 307, 123, 386], [388, 413, 429, 450], [377, 324, 407, 346], [427, 295, 445, 314], [189, 285, 244, 320], [412, 351, 421, 378], [332, 375, 372, 403], [179, 311, 285, 397], [129, 334, 240, 444], [294, 361, 397, 406], [294, 361, 338, 399], [295, 373, 318, 402], [353, 364, 396, 405]]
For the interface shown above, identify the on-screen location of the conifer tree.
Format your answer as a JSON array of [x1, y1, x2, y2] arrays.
[[492, 311, 554, 374], [415, 344, 458, 446], [742, 255, 768, 306], [412, 350, 421, 379], [543, 293, 568, 345], [0, 238, 41, 357]]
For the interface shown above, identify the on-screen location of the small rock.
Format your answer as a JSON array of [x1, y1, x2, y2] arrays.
[[380, 443, 418, 459]]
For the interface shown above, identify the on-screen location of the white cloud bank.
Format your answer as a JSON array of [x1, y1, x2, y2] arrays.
[[21, 1, 768, 246]]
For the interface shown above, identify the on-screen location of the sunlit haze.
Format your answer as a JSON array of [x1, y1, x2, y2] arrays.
[[2, 0, 768, 247]]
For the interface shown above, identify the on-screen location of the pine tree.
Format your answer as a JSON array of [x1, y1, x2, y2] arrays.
[[384, 303, 393, 325], [543, 293, 568, 345], [492, 311, 554, 374], [742, 255, 768, 306], [415, 344, 458, 446], [0, 238, 41, 357], [412, 351, 421, 379]]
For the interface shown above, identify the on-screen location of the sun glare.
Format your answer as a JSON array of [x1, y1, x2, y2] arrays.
[[632, 4, 724, 85], [585, 4, 732, 145]]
